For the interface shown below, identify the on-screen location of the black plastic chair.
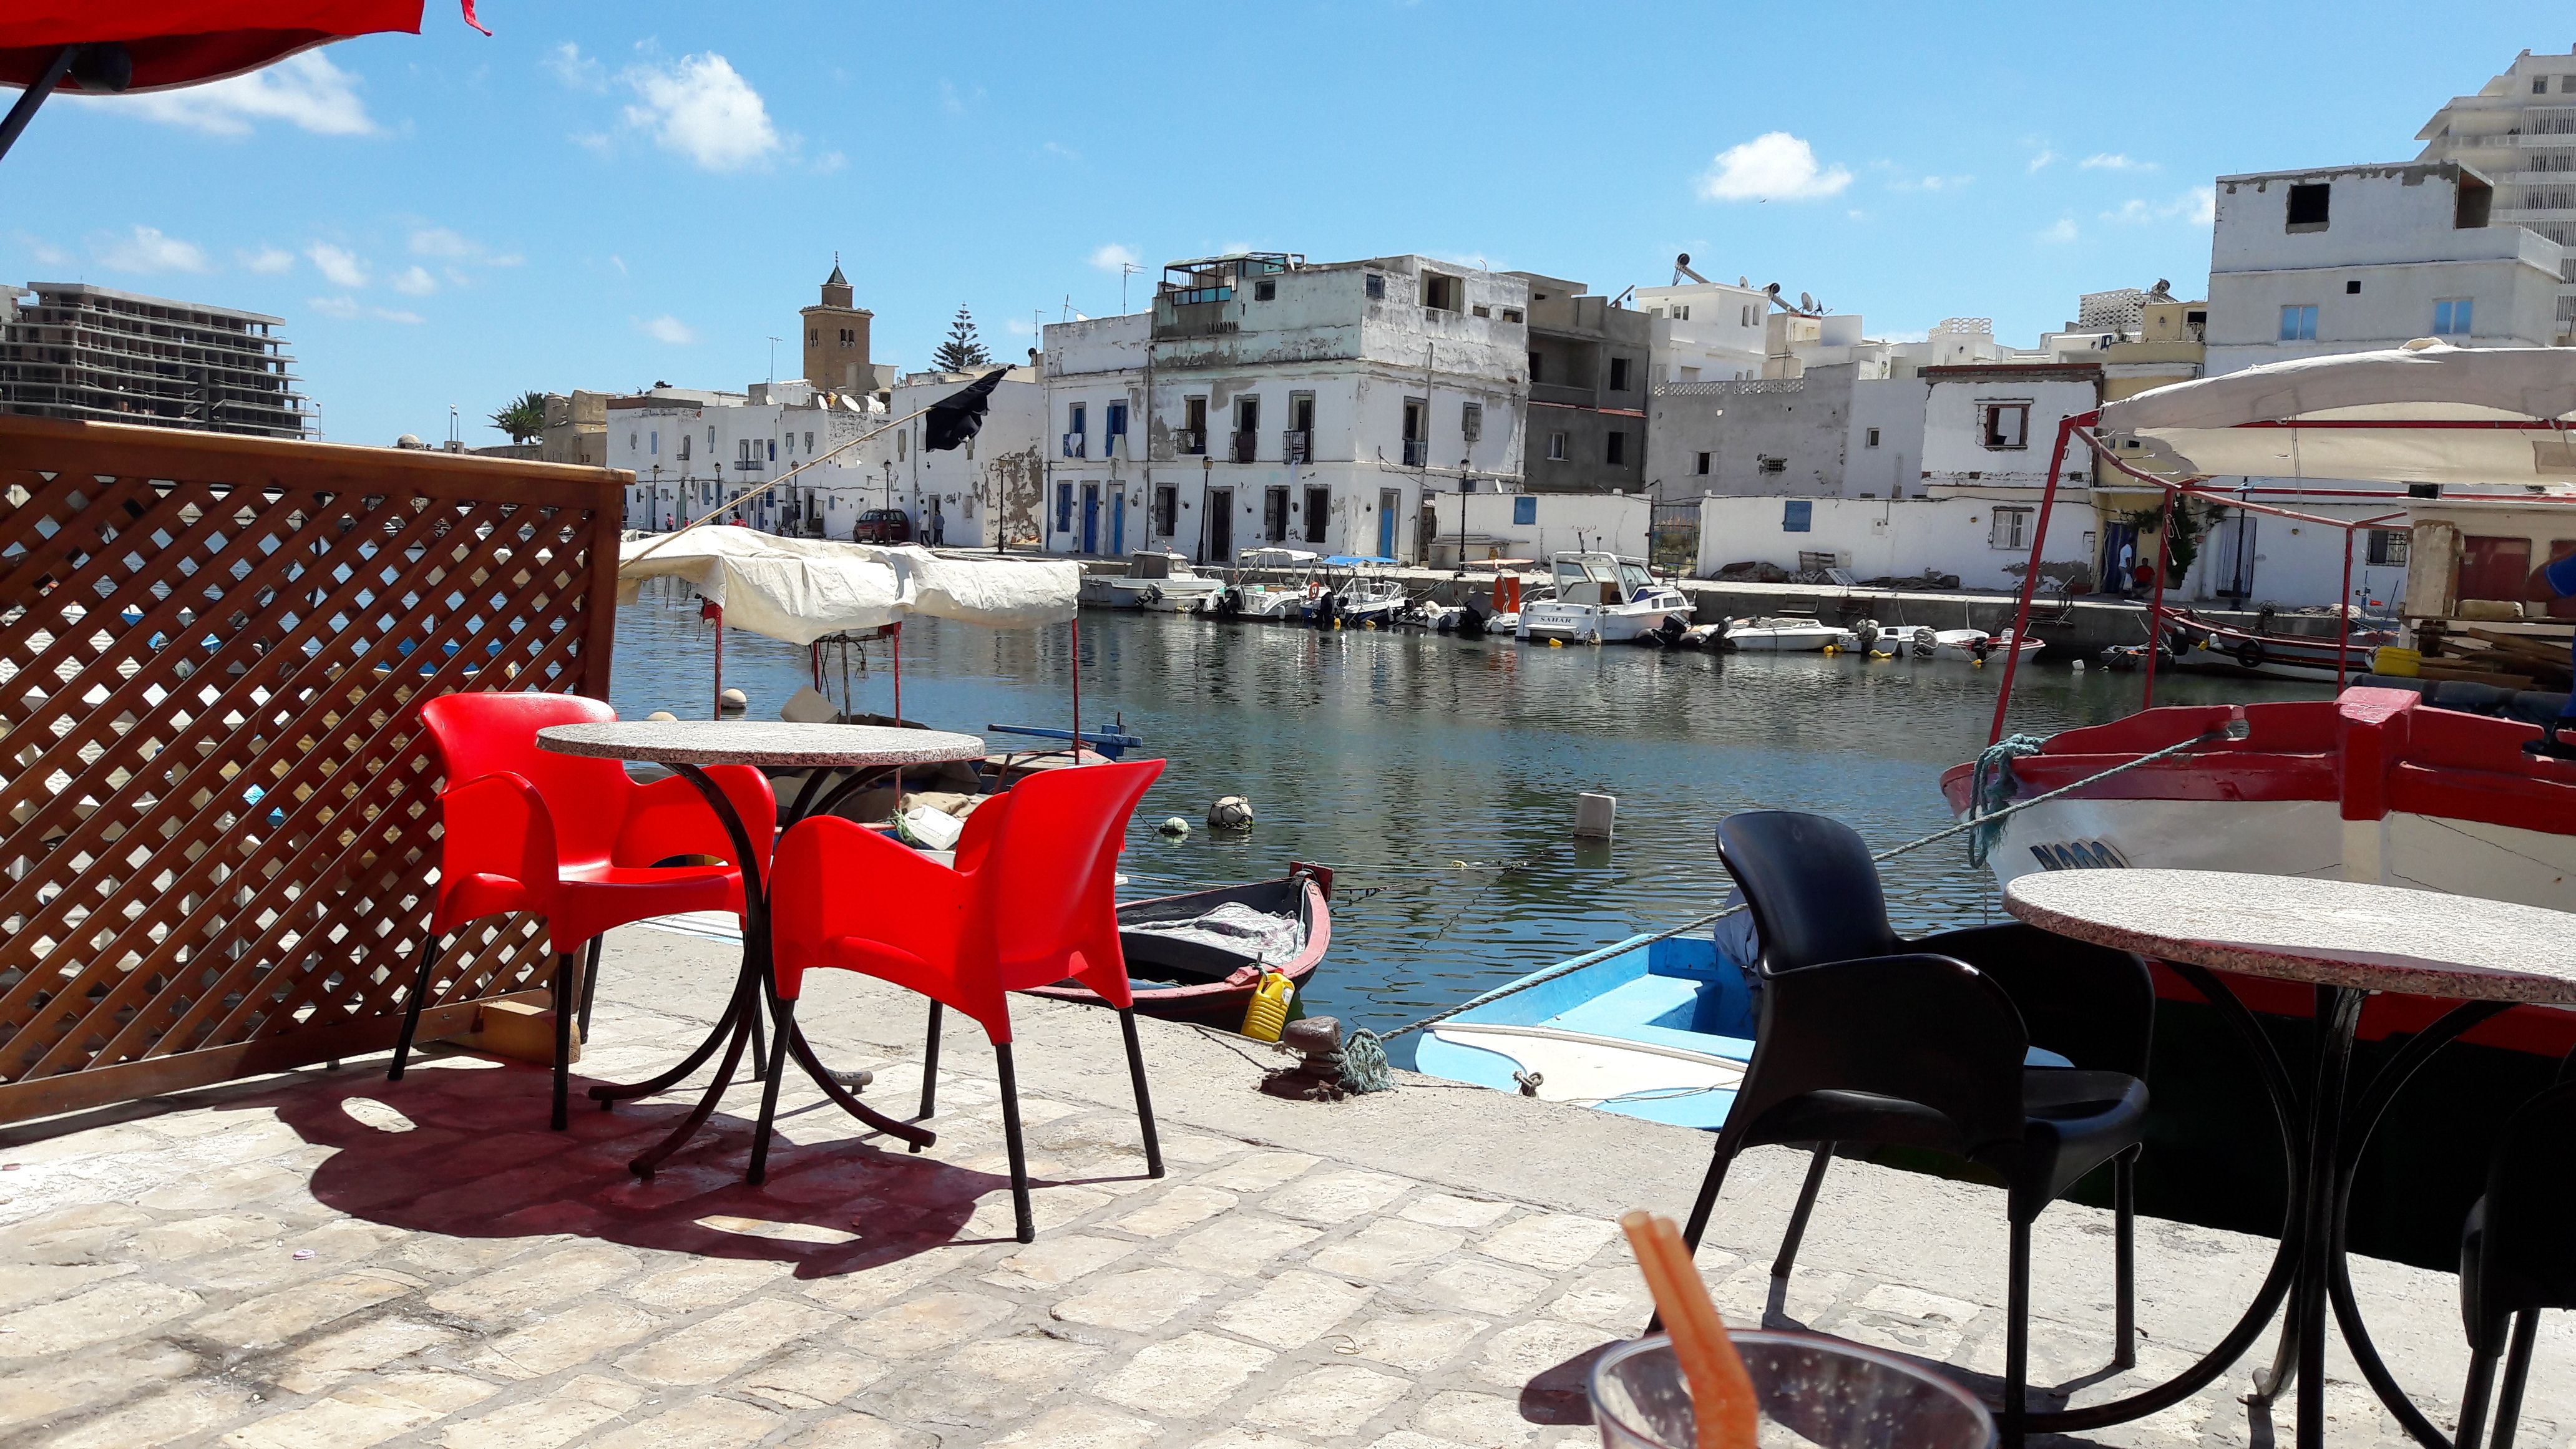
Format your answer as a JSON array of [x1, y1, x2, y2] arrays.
[[2454, 1075, 2576, 1449], [1685, 811, 2155, 1445]]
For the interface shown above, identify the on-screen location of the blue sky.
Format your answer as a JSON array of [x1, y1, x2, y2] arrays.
[[8, 2, 2568, 446]]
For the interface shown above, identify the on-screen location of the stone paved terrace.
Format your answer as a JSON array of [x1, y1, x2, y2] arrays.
[[0, 925, 2564, 1448]]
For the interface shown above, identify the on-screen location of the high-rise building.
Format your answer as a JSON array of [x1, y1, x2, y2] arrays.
[[0, 281, 308, 438], [2416, 45, 2576, 341], [799, 258, 874, 394]]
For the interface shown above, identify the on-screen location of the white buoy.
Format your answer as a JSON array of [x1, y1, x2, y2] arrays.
[[1157, 816, 1192, 837], [720, 688, 748, 711], [1208, 796, 1254, 829], [646, 710, 678, 723], [1573, 792, 1617, 841], [2071, 658, 2087, 672]]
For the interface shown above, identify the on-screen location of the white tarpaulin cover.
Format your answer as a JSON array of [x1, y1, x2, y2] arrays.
[[617, 529, 1080, 645], [2097, 341, 2576, 487]]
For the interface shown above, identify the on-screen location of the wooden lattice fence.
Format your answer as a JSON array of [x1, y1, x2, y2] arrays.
[[0, 417, 623, 1124]]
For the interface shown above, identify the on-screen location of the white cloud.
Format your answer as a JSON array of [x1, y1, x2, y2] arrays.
[[608, 255, 628, 276], [1890, 173, 1973, 192], [1042, 140, 1080, 161], [939, 80, 984, 115], [2038, 217, 2080, 244], [309, 296, 422, 324], [546, 42, 607, 92], [2027, 149, 2060, 173], [642, 315, 696, 344], [97, 225, 210, 274], [622, 54, 779, 171], [2081, 153, 2155, 172], [238, 244, 295, 275], [306, 242, 368, 288], [408, 226, 522, 268], [812, 150, 847, 174], [107, 52, 374, 137], [2100, 187, 2216, 226], [18, 233, 73, 267], [570, 130, 613, 155], [1697, 132, 1852, 202], [391, 265, 437, 296], [1005, 316, 1036, 336], [1090, 243, 1141, 273]]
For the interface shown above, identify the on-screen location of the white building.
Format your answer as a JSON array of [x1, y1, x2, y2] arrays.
[[1633, 266, 1770, 384], [2205, 161, 2566, 375], [1040, 253, 1530, 565], [2415, 45, 2576, 341], [880, 368, 1046, 548]]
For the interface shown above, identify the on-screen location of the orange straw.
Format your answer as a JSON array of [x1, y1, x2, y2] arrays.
[[1620, 1209, 1758, 1449]]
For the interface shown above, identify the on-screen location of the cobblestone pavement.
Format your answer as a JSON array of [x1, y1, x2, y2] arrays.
[[0, 925, 2562, 1448]]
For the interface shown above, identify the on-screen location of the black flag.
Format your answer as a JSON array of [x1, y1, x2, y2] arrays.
[[924, 369, 1008, 452]]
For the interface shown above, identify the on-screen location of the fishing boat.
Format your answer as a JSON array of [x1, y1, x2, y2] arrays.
[[1724, 617, 1858, 652], [1104, 550, 1225, 613], [1214, 547, 1321, 621], [1516, 552, 1694, 643], [1023, 866, 1335, 1025], [2154, 605, 2400, 684], [1412, 933, 1755, 1129]]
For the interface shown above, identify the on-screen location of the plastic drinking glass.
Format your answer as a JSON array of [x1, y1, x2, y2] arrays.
[[1589, 1330, 1995, 1448]]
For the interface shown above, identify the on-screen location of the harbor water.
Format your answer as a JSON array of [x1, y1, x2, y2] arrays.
[[607, 582, 2322, 1063]]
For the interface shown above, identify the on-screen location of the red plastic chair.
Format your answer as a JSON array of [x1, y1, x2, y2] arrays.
[[764, 758, 1166, 1241], [389, 691, 776, 1129]]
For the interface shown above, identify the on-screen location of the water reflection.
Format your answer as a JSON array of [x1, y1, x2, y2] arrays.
[[609, 580, 2323, 1056]]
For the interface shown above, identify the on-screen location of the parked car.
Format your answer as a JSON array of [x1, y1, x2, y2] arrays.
[[853, 509, 912, 544]]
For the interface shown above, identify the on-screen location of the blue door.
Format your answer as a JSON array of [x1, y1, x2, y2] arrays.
[[1081, 484, 1100, 554], [1111, 493, 1126, 555], [1377, 489, 1397, 559]]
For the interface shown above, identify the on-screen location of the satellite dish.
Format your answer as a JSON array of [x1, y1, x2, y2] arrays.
[[1799, 292, 1816, 313]]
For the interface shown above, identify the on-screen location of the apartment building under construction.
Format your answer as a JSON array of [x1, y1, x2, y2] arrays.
[[1, 282, 308, 439]]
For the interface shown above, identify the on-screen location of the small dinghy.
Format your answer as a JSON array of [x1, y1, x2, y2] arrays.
[[1915, 627, 2046, 663], [1023, 866, 1334, 1025], [1412, 933, 1757, 1129], [1724, 617, 1858, 652]]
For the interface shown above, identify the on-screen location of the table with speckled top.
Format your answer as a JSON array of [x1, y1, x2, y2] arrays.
[[538, 721, 988, 1184], [2006, 869, 2576, 1449]]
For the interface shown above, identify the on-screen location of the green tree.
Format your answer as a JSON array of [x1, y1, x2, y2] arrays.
[[489, 390, 547, 445], [930, 306, 992, 373]]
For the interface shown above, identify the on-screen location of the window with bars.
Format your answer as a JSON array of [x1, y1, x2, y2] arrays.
[[2366, 529, 2409, 567]]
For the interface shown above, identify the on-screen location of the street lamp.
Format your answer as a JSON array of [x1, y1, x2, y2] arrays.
[[650, 464, 662, 531]]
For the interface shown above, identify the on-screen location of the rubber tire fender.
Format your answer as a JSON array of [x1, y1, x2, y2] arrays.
[[2234, 638, 2265, 670]]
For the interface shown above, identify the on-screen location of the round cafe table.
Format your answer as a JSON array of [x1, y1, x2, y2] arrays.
[[537, 720, 988, 1181], [2005, 869, 2576, 1449]]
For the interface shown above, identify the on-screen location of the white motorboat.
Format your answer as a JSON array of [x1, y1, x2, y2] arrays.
[[1516, 554, 1694, 644], [1218, 548, 1320, 621], [1915, 627, 2046, 663], [1303, 556, 1407, 627], [1104, 551, 1224, 613], [1724, 617, 1858, 652]]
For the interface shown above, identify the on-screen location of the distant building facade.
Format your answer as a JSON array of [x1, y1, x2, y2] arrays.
[[1042, 253, 1531, 564], [1515, 273, 1651, 494], [2415, 44, 2576, 341], [0, 282, 307, 438]]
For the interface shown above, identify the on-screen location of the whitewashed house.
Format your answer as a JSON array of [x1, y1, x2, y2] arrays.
[[1040, 253, 1530, 565]]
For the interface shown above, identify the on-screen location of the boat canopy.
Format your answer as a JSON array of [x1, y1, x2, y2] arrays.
[[1237, 547, 1319, 566], [1320, 554, 1397, 567], [2098, 340, 2576, 487], [616, 530, 1081, 645]]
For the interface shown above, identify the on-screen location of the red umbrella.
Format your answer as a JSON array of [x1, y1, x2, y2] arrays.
[[0, 1, 484, 160]]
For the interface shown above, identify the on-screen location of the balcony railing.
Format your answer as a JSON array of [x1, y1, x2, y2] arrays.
[[1402, 438, 1428, 467], [1282, 429, 1310, 464], [1061, 432, 1087, 459], [1230, 430, 1259, 464], [1177, 429, 1206, 456]]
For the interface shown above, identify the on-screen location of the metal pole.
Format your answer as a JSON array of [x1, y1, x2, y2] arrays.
[[890, 623, 902, 723], [1989, 412, 2087, 744], [712, 610, 726, 720], [2144, 499, 2175, 708], [2336, 525, 2354, 689], [1068, 618, 1082, 758], [0, 47, 79, 164]]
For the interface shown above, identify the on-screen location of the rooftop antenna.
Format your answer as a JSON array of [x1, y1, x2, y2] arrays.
[[766, 335, 781, 382], [1120, 260, 1143, 313]]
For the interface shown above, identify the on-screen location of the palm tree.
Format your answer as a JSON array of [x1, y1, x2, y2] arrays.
[[489, 391, 547, 446]]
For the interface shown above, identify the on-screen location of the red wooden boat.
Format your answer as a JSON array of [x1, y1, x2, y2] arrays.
[[1024, 865, 1334, 1027]]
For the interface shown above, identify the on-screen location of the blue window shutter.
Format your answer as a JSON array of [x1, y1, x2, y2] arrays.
[[1513, 497, 1538, 525], [1784, 500, 1813, 532]]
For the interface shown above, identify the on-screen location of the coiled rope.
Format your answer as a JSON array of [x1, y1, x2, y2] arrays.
[[1334, 713, 2244, 1095]]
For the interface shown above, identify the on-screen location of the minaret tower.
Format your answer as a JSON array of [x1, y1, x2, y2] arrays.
[[799, 255, 874, 391]]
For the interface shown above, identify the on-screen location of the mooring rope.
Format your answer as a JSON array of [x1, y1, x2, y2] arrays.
[[1334, 711, 2245, 1093]]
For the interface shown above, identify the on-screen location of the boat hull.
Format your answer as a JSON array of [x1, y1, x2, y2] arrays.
[[1022, 871, 1333, 1026]]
